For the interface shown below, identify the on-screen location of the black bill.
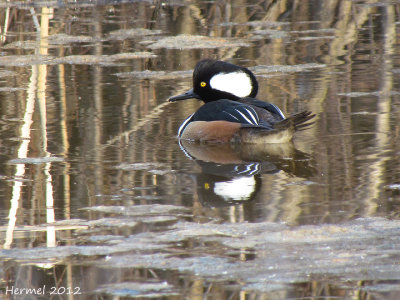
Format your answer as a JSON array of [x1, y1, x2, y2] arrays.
[[169, 88, 201, 102]]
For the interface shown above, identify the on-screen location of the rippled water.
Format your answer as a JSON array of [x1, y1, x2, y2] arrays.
[[1, 1, 400, 299]]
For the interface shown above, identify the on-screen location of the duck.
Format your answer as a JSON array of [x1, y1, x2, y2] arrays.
[[169, 59, 315, 143]]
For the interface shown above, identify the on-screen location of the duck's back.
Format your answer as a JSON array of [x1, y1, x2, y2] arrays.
[[178, 99, 314, 143]]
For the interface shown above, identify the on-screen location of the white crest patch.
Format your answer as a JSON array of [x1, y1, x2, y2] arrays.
[[213, 176, 256, 201], [209, 71, 252, 98]]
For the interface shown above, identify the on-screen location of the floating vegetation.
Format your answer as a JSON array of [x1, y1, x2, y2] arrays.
[[115, 162, 173, 175], [53, 52, 156, 65], [385, 184, 400, 190], [114, 70, 191, 80], [251, 29, 289, 39], [0, 220, 88, 233], [290, 28, 336, 34], [297, 36, 335, 40], [0, 52, 156, 66], [0, 87, 25, 92], [244, 20, 290, 27], [147, 34, 250, 49], [0, 55, 53, 66], [86, 217, 139, 229], [1, 1, 400, 298], [250, 63, 327, 75], [95, 281, 178, 298], [2, 216, 400, 292], [115, 63, 326, 80], [82, 204, 189, 217], [2, 35, 94, 49], [7, 156, 65, 164], [2, 30, 161, 50], [2, 40, 37, 49], [91, 218, 400, 290], [0, 70, 17, 77], [337, 91, 400, 97], [47, 33, 94, 44], [107, 28, 163, 40], [115, 162, 165, 171]]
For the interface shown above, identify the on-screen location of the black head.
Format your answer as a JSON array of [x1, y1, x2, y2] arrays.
[[169, 59, 258, 103]]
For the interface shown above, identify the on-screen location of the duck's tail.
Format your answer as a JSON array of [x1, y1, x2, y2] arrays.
[[274, 111, 316, 132], [237, 111, 315, 144]]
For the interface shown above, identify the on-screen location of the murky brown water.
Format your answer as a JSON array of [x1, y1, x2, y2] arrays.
[[1, 1, 400, 299]]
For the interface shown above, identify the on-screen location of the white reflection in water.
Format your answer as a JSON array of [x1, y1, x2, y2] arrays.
[[213, 176, 256, 201]]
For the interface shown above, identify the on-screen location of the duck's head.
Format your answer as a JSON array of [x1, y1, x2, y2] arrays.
[[169, 59, 258, 103]]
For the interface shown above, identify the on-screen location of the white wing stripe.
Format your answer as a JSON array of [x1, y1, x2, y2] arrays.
[[223, 111, 240, 121], [244, 107, 259, 124], [235, 107, 259, 125], [236, 109, 256, 125], [271, 103, 285, 119], [236, 110, 252, 124]]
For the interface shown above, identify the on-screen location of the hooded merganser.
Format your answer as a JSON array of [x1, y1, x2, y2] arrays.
[[169, 59, 315, 143]]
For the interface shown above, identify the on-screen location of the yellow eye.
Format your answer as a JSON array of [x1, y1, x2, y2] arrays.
[[200, 81, 206, 87], [204, 182, 210, 190]]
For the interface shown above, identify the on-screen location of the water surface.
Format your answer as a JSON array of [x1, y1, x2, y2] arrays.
[[1, 1, 400, 299]]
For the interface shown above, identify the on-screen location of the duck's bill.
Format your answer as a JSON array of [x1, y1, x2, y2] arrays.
[[169, 88, 201, 102]]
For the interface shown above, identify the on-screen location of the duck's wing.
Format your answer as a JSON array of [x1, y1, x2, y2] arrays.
[[190, 99, 272, 129], [240, 97, 285, 119]]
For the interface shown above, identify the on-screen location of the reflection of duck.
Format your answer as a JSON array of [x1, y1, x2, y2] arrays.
[[180, 140, 315, 178], [169, 59, 314, 143], [179, 140, 315, 207]]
